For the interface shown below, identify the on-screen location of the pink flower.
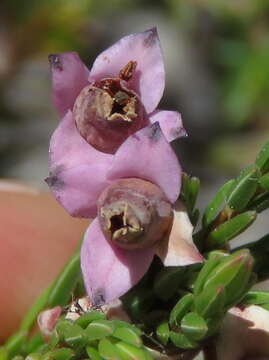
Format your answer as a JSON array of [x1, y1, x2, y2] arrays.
[[49, 28, 186, 155], [46, 28, 202, 305], [46, 122, 203, 305], [47, 28, 187, 219]]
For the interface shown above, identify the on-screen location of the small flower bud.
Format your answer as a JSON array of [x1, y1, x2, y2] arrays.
[[97, 178, 173, 250], [73, 62, 144, 154], [38, 306, 62, 336]]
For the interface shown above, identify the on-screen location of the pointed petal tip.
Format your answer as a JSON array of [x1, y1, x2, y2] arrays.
[[89, 28, 164, 113], [48, 54, 63, 71], [179, 127, 188, 138], [49, 52, 89, 116], [149, 110, 187, 143], [145, 26, 157, 33], [143, 26, 159, 41], [48, 52, 80, 71]]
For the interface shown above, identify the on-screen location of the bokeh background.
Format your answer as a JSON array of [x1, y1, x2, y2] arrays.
[[1, 0, 269, 244]]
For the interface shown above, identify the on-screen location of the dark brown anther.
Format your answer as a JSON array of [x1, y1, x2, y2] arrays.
[[119, 61, 137, 81], [48, 54, 63, 71]]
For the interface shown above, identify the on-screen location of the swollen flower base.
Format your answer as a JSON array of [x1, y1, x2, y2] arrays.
[[73, 61, 144, 154], [97, 178, 172, 250]]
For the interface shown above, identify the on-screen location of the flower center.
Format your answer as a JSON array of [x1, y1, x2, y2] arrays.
[[97, 178, 173, 250], [94, 77, 138, 123], [73, 61, 144, 154], [101, 202, 144, 246]]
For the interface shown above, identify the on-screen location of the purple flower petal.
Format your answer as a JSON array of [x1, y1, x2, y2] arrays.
[[81, 218, 155, 304], [47, 111, 112, 217], [49, 111, 111, 168], [46, 163, 111, 218], [155, 203, 204, 266], [89, 28, 165, 114], [107, 123, 182, 203], [49, 52, 89, 116], [149, 110, 187, 142]]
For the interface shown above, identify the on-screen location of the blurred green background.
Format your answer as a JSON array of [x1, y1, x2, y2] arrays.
[[1, 0, 269, 190]]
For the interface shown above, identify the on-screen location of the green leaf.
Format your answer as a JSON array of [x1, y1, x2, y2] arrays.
[[49, 332, 60, 349], [11, 356, 24, 360], [189, 177, 200, 212], [35, 343, 50, 355], [261, 304, 269, 311], [24, 353, 41, 360], [142, 310, 168, 329], [156, 322, 170, 345], [180, 312, 208, 341], [259, 173, 269, 191], [55, 320, 73, 340], [19, 250, 81, 334], [86, 346, 103, 360], [112, 321, 141, 336], [191, 208, 200, 227], [48, 348, 74, 360], [153, 267, 186, 301], [181, 173, 200, 213], [143, 348, 164, 360], [256, 140, 269, 173], [224, 255, 254, 307], [207, 211, 257, 248], [47, 252, 81, 307], [195, 286, 226, 318], [205, 316, 223, 337], [242, 291, 269, 305], [193, 252, 225, 295], [203, 179, 235, 227], [75, 311, 106, 328], [248, 192, 269, 213], [203, 250, 253, 295], [226, 165, 260, 211], [22, 334, 44, 355], [0, 347, 8, 360], [169, 294, 194, 327], [126, 288, 155, 320], [85, 320, 115, 341], [113, 327, 142, 347], [169, 331, 198, 349], [115, 342, 150, 360], [56, 321, 86, 349], [19, 286, 53, 333], [98, 338, 122, 360], [5, 331, 27, 359], [207, 250, 229, 261]]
